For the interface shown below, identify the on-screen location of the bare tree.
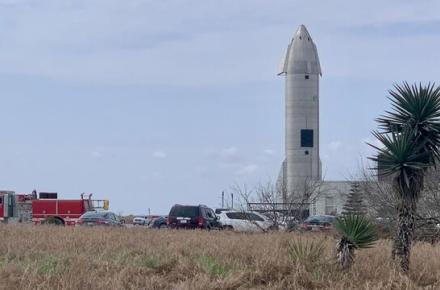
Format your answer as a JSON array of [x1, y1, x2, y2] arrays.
[[289, 177, 325, 220], [228, 178, 324, 231], [220, 183, 271, 232], [357, 166, 440, 243], [357, 168, 397, 219]]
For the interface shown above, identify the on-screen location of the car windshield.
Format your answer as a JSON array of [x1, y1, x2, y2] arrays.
[[225, 212, 264, 221], [169, 206, 199, 217], [322, 216, 335, 222]]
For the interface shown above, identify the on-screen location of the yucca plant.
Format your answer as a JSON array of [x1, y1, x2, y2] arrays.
[[287, 238, 324, 269], [369, 82, 440, 272], [335, 215, 377, 269]]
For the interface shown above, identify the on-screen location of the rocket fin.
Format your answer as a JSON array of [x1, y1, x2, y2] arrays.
[[277, 43, 291, 76], [276, 159, 287, 201], [312, 42, 322, 76]]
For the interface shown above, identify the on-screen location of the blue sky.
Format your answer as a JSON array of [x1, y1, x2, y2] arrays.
[[1, 0, 440, 214]]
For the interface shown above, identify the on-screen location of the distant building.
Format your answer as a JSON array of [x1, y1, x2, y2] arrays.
[[309, 181, 352, 216]]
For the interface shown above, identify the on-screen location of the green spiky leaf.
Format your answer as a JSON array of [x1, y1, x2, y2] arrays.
[[368, 129, 428, 188], [335, 215, 378, 249], [376, 82, 440, 165]]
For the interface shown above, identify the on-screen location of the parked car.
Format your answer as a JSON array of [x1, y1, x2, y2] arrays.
[[76, 211, 123, 227], [217, 210, 274, 232], [259, 212, 298, 231], [285, 217, 299, 231], [167, 204, 221, 229], [150, 216, 168, 229], [133, 216, 147, 225], [145, 215, 161, 226], [215, 208, 229, 214], [300, 215, 336, 231], [277, 216, 299, 232]]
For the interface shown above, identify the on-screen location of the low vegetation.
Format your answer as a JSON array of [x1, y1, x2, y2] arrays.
[[1, 224, 440, 289], [335, 215, 378, 269]]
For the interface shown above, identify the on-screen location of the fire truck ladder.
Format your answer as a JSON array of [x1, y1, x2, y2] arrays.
[[81, 193, 109, 211]]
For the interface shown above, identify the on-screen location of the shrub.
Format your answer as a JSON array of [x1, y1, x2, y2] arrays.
[[335, 215, 378, 269], [287, 238, 324, 269]]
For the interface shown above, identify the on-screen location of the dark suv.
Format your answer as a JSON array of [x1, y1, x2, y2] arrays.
[[167, 204, 220, 229]]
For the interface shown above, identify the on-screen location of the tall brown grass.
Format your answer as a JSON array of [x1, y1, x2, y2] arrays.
[[0, 224, 439, 289]]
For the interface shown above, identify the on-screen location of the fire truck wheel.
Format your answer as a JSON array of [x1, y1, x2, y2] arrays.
[[42, 217, 65, 226]]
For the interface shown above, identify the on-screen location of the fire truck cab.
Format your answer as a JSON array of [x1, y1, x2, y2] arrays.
[[0, 190, 109, 226]]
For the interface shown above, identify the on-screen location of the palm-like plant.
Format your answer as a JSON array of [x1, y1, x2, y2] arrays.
[[369, 82, 440, 272], [335, 215, 377, 269], [287, 238, 324, 270]]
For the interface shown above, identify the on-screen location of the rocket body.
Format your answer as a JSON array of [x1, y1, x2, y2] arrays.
[[279, 25, 322, 196]]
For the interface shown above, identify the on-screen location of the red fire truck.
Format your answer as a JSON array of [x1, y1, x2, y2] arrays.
[[0, 190, 109, 226]]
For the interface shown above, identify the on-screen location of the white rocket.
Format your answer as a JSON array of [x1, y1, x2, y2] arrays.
[[278, 25, 322, 197]]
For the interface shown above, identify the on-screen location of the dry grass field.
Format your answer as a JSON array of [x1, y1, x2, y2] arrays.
[[0, 224, 439, 290]]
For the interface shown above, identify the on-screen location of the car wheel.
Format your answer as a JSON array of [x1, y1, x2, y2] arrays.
[[159, 224, 168, 229], [42, 217, 64, 226], [223, 225, 234, 231]]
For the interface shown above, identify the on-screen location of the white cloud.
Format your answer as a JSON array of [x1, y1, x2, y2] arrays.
[[221, 146, 238, 157], [263, 149, 275, 156], [362, 137, 382, 149], [152, 171, 162, 178], [327, 141, 342, 151], [322, 154, 330, 160], [218, 146, 243, 165], [3, 1, 439, 86], [91, 151, 102, 159], [235, 164, 259, 176], [152, 150, 167, 159]]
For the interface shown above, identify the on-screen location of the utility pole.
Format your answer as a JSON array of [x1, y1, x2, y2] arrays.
[[221, 191, 224, 208], [231, 193, 234, 209]]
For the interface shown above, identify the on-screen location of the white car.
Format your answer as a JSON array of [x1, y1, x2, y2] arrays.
[[218, 210, 274, 232], [132, 216, 147, 225]]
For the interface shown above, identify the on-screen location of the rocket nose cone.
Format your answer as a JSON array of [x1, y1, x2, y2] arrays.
[[295, 24, 312, 41], [282, 24, 321, 76]]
